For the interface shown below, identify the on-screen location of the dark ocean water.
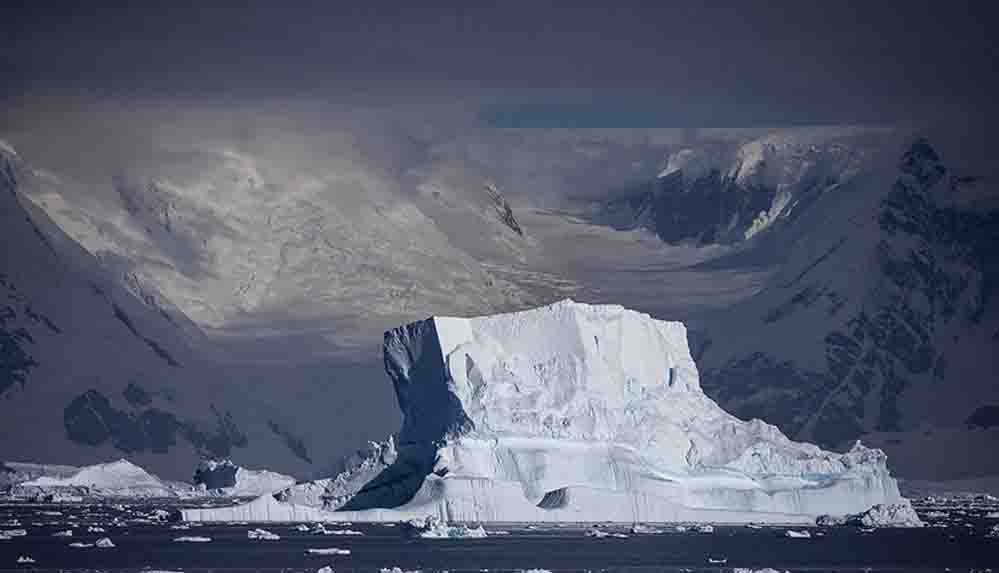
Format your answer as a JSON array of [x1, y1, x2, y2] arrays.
[[0, 498, 996, 573]]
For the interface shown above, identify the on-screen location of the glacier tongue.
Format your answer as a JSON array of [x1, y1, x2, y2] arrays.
[[184, 300, 907, 524]]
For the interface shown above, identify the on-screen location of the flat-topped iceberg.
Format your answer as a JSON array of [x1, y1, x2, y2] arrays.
[[184, 300, 913, 524]]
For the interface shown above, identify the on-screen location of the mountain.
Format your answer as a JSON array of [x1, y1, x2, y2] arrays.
[[0, 144, 287, 477], [696, 138, 999, 480], [0, 132, 542, 480], [599, 128, 887, 245], [183, 300, 912, 524]]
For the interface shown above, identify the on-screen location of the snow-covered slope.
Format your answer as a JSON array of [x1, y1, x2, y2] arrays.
[[184, 300, 908, 524], [0, 131, 544, 480], [697, 138, 999, 479], [0, 144, 256, 475], [601, 128, 887, 244]]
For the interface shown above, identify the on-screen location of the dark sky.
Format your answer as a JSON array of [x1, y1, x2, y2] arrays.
[[4, 1, 997, 126]]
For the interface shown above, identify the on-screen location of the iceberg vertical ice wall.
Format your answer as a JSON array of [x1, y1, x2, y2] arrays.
[[184, 300, 907, 523]]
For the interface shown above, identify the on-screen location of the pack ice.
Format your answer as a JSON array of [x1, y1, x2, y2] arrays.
[[183, 300, 911, 524]]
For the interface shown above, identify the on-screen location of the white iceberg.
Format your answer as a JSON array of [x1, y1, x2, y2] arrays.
[[183, 301, 911, 524], [415, 515, 487, 539], [194, 459, 296, 497], [17, 459, 176, 498], [95, 537, 115, 548], [174, 536, 212, 543], [16, 556, 35, 564], [247, 528, 280, 541], [306, 548, 351, 556], [846, 503, 924, 528]]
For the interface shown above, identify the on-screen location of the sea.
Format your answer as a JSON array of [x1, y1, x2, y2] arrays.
[[0, 496, 996, 573]]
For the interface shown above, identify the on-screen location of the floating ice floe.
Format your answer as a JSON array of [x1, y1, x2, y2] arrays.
[[707, 557, 727, 564], [247, 528, 281, 541], [733, 569, 790, 573], [87, 526, 106, 533], [988, 524, 999, 538], [629, 524, 664, 534], [324, 529, 364, 536], [985, 511, 999, 518], [306, 548, 351, 556], [317, 567, 334, 573], [785, 529, 811, 539], [17, 556, 35, 564], [2, 529, 26, 537], [52, 529, 73, 537], [174, 536, 212, 543], [695, 524, 714, 533], [96, 537, 115, 548], [379, 568, 421, 573], [69, 542, 93, 548], [585, 528, 627, 539]]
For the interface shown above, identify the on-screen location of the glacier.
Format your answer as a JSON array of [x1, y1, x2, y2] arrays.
[[183, 300, 911, 524]]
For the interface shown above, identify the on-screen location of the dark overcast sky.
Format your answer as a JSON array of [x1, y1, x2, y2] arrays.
[[4, 1, 997, 126]]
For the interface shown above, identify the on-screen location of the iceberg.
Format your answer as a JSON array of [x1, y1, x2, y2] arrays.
[[183, 301, 910, 524], [15, 459, 177, 498], [193, 459, 296, 497]]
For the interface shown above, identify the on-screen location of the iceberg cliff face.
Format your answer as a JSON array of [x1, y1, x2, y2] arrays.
[[184, 300, 908, 523]]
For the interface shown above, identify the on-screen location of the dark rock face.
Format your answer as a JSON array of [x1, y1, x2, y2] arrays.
[[192, 459, 239, 490], [484, 183, 524, 236], [267, 420, 313, 464], [63, 388, 248, 457], [701, 139, 999, 449], [966, 405, 999, 429]]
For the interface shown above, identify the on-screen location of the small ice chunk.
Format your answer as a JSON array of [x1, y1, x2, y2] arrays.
[[17, 556, 36, 564], [629, 524, 663, 534], [296, 524, 311, 531], [2, 529, 27, 537], [69, 542, 94, 548], [325, 529, 363, 536], [96, 537, 115, 548], [52, 529, 73, 537], [247, 528, 281, 541], [585, 528, 627, 538], [306, 548, 351, 556], [174, 536, 212, 543], [785, 529, 811, 539], [695, 524, 714, 533], [707, 557, 727, 564], [87, 526, 106, 533], [318, 567, 335, 573]]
